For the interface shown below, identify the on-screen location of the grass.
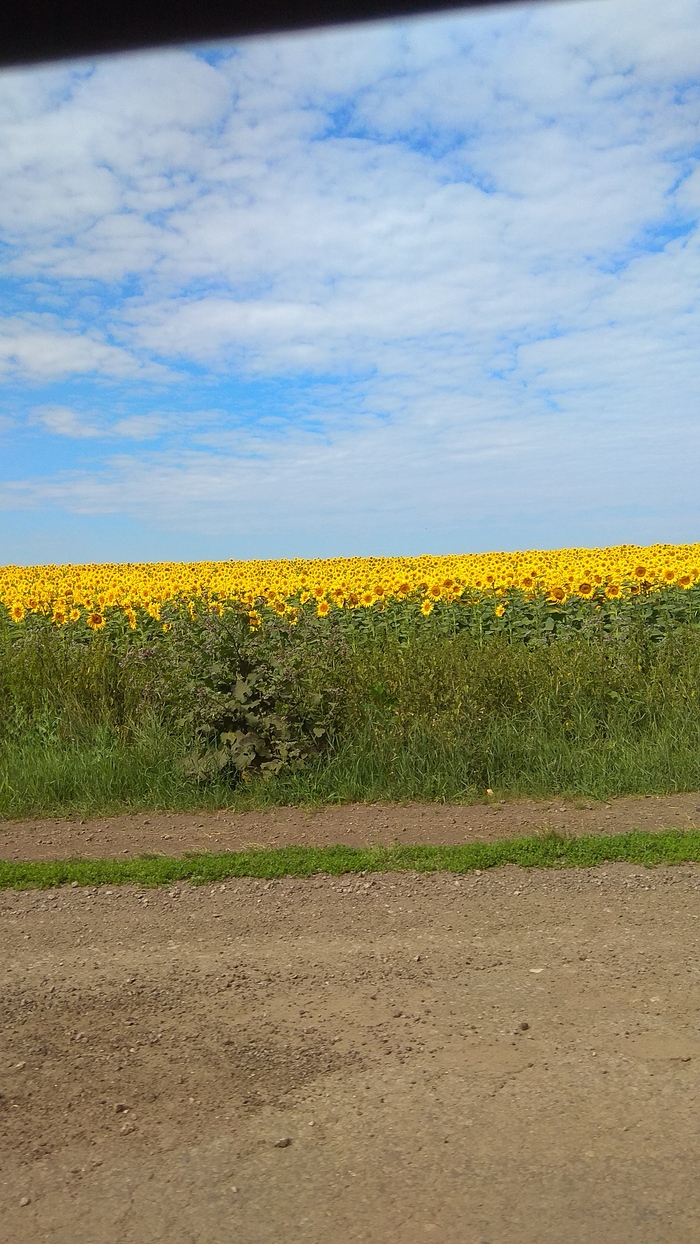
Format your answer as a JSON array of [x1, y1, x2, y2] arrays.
[[0, 718, 236, 819], [2, 829, 700, 890], [2, 618, 700, 817]]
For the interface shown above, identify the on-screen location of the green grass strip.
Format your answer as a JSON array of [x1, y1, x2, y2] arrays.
[[2, 830, 700, 890]]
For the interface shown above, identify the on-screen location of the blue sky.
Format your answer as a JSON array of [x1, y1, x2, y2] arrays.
[[1, 0, 700, 565]]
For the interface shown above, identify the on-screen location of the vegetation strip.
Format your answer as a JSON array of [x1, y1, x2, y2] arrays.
[[2, 830, 700, 890]]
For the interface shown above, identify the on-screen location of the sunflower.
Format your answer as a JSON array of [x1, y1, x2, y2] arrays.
[[87, 611, 105, 630], [69, 608, 81, 622], [10, 601, 25, 622], [549, 586, 566, 603], [605, 583, 621, 599], [420, 599, 434, 616], [494, 603, 506, 618], [316, 599, 331, 617], [248, 610, 262, 630], [576, 582, 594, 598]]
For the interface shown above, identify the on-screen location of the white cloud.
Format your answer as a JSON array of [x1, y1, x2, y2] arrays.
[[28, 405, 170, 441], [32, 405, 101, 437], [0, 315, 169, 380]]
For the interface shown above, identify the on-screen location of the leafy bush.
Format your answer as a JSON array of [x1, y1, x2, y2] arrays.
[[148, 603, 348, 782]]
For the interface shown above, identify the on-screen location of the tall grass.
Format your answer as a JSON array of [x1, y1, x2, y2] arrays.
[[1, 612, 700, 817]]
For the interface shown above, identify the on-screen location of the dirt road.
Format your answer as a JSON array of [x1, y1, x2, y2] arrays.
[[3, 790, 700, 860], [3, 862, 700, 1243]]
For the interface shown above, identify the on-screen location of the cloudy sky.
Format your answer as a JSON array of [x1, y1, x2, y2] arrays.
[[1, 0, 700, 565]]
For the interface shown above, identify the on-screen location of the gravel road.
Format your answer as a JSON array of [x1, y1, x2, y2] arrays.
[[2, 861, 700, 1242]]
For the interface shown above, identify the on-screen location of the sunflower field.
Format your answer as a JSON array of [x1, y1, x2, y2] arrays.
[[2, 542, 700, 643]]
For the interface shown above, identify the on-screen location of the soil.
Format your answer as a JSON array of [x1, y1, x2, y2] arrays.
[[2, 791, 700, 860], [2, 861, 700, 1243]]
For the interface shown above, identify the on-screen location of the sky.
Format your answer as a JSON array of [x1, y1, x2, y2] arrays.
[[1, 0, 700, 566]]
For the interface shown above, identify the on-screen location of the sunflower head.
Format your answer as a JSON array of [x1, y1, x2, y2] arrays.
[[87, 611, 105, 631], [420, 599, 434, 616], [316, 599, 331, 617]]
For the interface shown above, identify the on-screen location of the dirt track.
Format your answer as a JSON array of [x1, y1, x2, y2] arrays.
[[2, 858, 700, 1242], [2, 791, 700, 860]]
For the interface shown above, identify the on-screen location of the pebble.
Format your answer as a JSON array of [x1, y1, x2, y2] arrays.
[[274, 1137, 292, 1148], [519, 1022, 530, 1031], [20, 1197, 30, 1207]]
